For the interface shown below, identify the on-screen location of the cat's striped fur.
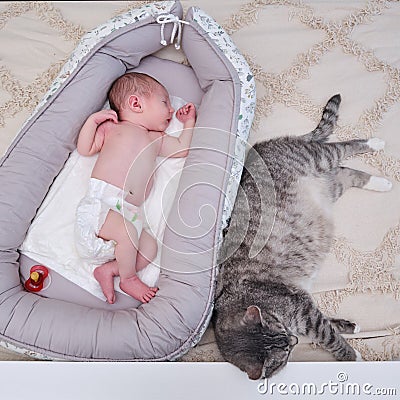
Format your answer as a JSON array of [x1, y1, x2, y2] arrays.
[[214, 95, 391, 380]]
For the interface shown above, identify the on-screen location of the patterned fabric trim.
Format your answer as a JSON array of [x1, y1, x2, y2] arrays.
[[0, 340, 61, 361]]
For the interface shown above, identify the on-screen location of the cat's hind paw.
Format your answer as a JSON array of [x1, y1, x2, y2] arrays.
[[367, 137, 385, 151], [363, 176, 392, 192], [355, 349, 363, 362]]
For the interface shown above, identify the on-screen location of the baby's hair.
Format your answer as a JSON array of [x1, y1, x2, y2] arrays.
[[108, 72, 160, 114]]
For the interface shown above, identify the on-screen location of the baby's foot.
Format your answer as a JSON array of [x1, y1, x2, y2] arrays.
[[120, 275, 158, 303], [94, 261, 118, 304]]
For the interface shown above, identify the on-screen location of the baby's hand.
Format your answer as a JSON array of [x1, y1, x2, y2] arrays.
[[90, 109, 118, 126], [176, 103, 196, 124]]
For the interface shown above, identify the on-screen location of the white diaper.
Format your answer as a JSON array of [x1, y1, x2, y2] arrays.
[[74, 178, 143, 265]]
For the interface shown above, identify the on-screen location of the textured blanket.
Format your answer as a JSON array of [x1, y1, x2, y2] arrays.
[[0, 0, 399, 362]]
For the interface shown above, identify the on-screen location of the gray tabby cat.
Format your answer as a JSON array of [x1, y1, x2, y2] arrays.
[[214, 94, 392, 380]]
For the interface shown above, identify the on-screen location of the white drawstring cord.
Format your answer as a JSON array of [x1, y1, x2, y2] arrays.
[[156, 14, 189, 50]]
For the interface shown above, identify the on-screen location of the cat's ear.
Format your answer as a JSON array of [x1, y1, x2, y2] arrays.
[[241, 305, 263, 326], [246, 363, 264, 380], [289, 335, 298, 346]]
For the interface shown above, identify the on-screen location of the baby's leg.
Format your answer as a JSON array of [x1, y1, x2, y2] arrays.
[[123, 231, 158, 303], [136, 230, 158, 272], [98, 210, 157, 303]]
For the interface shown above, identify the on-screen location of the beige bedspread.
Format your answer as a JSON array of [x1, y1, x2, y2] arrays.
[[0, 0, 399, 363]]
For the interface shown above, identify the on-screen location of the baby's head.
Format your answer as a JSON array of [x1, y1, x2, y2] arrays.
[[108, 72, 174, 131], [108, 73, 158, 113]]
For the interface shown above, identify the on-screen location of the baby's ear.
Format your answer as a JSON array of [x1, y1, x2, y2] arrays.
[[128, 95, 142, 112]]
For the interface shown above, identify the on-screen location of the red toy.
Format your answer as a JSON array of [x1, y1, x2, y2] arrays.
[[24, 265, 49, 292]]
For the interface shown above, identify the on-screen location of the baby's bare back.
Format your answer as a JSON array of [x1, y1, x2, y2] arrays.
[[91, 121, 161, 206]]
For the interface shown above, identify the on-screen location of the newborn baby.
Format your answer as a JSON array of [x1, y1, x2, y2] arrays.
[[75, 72, 196, 303]]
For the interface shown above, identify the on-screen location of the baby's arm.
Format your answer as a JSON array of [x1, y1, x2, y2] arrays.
[[77, 110, 118, 156], [159, 103, 196, 158]]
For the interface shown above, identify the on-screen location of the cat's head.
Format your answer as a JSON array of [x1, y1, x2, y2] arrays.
[[216, 305, 298, 380]]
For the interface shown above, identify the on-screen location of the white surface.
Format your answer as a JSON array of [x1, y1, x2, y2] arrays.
[[0, 361, 398, 400], [19, 96, 187, 301]]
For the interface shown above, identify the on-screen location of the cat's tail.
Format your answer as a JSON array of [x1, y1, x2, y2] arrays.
[[303, 94, 341, 142]]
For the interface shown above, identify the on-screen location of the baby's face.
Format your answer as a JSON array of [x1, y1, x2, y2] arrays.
[[143, 84, 174, 132]]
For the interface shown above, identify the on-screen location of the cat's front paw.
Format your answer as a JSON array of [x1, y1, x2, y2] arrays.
[[367, 138, 385, 151], [363, 176, 392, 192], [355, 349, 363, 362]]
